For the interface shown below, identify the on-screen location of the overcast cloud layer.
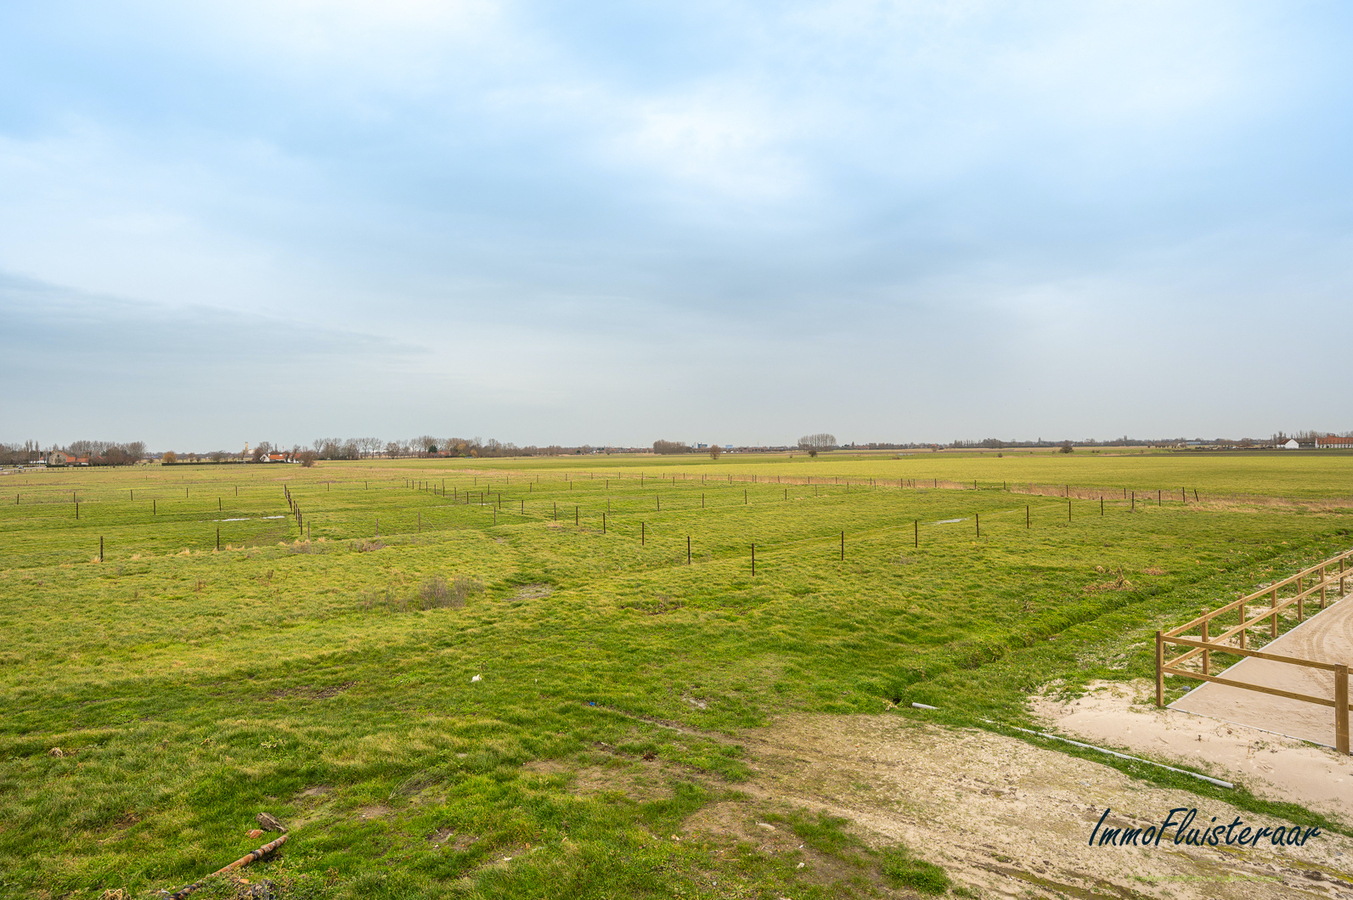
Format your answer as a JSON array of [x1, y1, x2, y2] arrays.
[[2, 1, 1350, 450]]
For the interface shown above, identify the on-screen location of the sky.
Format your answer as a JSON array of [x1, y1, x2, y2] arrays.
[[2, 1, 1351, 451]]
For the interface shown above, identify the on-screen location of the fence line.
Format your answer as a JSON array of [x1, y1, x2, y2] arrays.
[[1155, 548, 1353, 753]]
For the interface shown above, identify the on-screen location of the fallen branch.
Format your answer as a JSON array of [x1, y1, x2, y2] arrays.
[[162, 833, 288, 899]]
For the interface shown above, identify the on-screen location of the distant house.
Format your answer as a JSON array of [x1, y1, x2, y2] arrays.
[[1281, 439, 1300, 450], [1315, 435, 1353, 449], [45, 451, 90, 466]]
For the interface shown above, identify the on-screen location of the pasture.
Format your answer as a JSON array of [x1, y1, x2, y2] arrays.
[[2, 451, 1351, 898]]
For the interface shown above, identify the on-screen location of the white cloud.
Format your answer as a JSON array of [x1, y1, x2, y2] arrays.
[[610, 90, 810, 206]]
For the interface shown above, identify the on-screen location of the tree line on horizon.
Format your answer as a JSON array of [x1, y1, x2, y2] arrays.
[[0, 440, 147, 466], [5, 428, 1350, 469]]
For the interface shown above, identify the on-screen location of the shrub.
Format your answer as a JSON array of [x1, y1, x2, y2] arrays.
[[419, 575, 480, 609]]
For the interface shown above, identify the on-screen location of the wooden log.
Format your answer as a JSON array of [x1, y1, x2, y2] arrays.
[[166, 833, 289, 899]]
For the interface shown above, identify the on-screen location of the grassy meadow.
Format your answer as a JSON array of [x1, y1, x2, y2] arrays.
[[2, 450, 1352, 898]]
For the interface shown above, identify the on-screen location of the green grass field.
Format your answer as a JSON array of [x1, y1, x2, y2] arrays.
[[2, 452, 1351, 898]]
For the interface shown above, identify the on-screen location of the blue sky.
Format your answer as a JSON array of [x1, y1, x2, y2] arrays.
[[2, 1, 1350, 450]]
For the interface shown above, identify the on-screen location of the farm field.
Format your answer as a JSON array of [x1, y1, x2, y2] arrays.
[[2, 452, 1352, 898]]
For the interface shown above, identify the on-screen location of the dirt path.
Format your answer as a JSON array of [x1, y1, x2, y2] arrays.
[[1171, 594, 1353, 748], [719, 713, 1353, 899]]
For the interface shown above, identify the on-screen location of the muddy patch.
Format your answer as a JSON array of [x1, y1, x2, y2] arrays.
[[524, 756, 673, 802], [428, 826, 478, 850], [510, 583, 553, 602], [355, 804, 390, 821], [263, 681, 356, 701]]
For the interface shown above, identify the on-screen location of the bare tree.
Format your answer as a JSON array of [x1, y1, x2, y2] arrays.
[[653, 440, 690, 455], [797, 433, 837, 452]]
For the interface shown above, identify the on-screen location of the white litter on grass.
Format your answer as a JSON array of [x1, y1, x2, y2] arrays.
[[263, 515, 285, 519], [471, 674, 482, 682], [933, 518, 964, 524], [217, 518, 249, 522]]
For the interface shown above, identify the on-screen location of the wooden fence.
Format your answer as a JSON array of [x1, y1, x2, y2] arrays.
[[1155, 548, 1353, 753]]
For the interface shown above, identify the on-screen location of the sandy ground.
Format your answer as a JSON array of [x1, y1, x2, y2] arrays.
[[591, 709, 1353, 899], [1170, 594, 1353, 748], [731, 713, 1353, 899], [1035, 680, 1353, 825]]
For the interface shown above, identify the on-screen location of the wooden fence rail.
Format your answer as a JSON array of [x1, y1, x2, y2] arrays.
[[1155, 547, 1353, 753]]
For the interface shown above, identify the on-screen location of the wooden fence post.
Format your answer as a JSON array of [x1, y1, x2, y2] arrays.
[[687, 535, 691, 564], [1155, 631, 1165, 707], [840, 531, 844, 561], [641, 522, 645, 546], [100, 536, 104, 561], [975, 513, 980, 539], [751, 543, 755, 576], [1338, 665, 1350, 755], [1201, 618, 1210, 675], [914, 519, 918, 548]]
